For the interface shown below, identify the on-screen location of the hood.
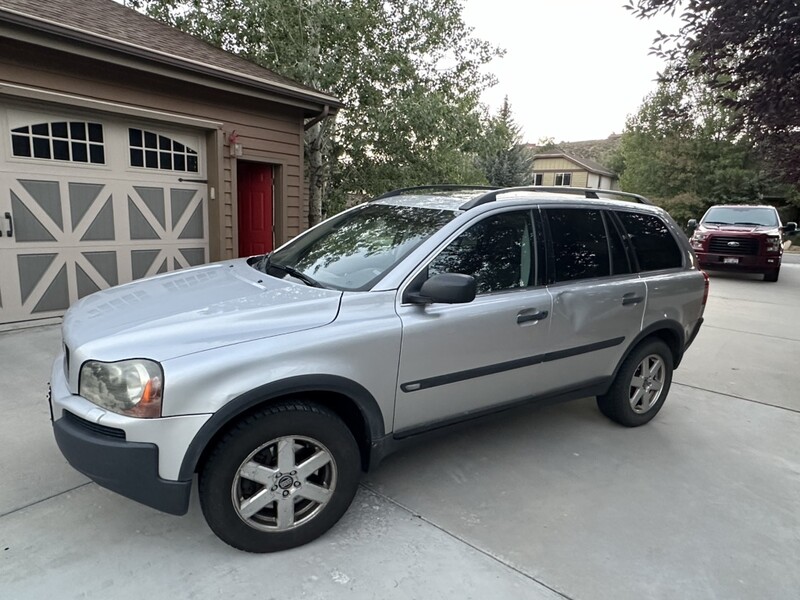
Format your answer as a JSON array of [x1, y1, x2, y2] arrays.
[[697, 223, 779, 235], [63, 259, 342, 362]]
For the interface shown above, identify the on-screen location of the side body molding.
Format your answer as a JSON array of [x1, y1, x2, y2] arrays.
[[178, 375, 386, 480]]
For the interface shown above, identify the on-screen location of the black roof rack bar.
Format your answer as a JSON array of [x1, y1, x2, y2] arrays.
[[459, 186, 653, 210], [373, 184, 499, 201]]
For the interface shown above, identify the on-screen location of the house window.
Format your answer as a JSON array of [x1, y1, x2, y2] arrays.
[[554, 173, 572, 186], [533, 173, 543, 186], [129, 128, 199, 172], [10, 122, 105, 164]]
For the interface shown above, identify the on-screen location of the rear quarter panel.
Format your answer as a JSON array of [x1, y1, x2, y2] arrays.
[[641, 269, 706, 350]]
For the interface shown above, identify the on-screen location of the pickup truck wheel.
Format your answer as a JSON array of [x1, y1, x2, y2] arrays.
[[764, 268, 780, 282], [199, 402, 360, 553], [597, 339, 673, 427]]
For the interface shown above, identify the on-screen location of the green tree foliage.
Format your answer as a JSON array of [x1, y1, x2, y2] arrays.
[[476, 97, 532, 187], [627, 0, 800, 185], [129, 0, 500, 225], [614, 77, 773, 224]]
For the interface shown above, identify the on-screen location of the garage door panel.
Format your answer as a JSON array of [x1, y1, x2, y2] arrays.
[[10, 189, 58, 243], [1, 106, 208, 325]]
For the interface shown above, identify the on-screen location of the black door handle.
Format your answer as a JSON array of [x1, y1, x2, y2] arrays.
[[517, 310, 549, 324], [622, 294, 644, 306], [4, 212, 11, 237]]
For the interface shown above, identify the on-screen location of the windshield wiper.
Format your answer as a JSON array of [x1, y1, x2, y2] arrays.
[[704, 221, 731, 225], [732, 221, 767, 226], [254, 253, 271, 273], [254, 253, 324, 288], [269, 262, 324, 288]]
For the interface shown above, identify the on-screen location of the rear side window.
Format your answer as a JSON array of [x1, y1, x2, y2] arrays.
[[546, 208, 610, 282], [616, 211, 683, 271]]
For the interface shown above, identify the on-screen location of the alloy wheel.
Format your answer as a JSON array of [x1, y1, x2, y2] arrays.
[[629, 354, 666, 414], [231, 435, 337, 532]]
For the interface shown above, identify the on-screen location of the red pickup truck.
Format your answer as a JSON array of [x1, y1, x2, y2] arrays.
[[688, 205, 797, 282]]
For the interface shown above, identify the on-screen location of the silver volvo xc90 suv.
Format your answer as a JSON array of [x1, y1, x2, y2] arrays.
[[49, 186, 707, 552]]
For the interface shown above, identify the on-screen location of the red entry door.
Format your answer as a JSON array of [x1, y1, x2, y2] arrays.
[[237, 161, 274, 257]]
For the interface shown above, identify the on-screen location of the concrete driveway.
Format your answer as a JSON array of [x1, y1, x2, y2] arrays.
[[2, 263, 798, 600]]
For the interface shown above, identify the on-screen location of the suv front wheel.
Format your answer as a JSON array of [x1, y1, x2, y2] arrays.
[[597, 339, 674, 427], [199, 402, 361, 552]]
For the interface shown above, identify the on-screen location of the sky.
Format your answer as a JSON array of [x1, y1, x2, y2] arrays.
[[461, 0, 681, 144]]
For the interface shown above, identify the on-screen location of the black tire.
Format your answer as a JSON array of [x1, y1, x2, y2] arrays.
[[597, 339, 673, 427], [764, 268, 780, 282], [199, 401, 360, 553]]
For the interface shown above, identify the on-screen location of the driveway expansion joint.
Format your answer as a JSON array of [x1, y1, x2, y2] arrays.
[[359, 483, 575, 600], [673, 381, 800, 415], [0, 482, 92, 520]]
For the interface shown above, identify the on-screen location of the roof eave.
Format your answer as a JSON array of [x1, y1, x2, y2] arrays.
[[0, 7, 344, 113]]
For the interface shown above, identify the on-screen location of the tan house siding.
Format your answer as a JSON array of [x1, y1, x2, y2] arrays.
[[534, 157, 575, 171], [571, 171, 588, 187], [0, 38, 308, 260], [532, 158, 586, 187], [532, 154, 617, 190]]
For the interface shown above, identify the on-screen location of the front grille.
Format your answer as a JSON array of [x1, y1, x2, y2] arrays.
[[63, 410, 126, 440], [708, 236, 759, 255]]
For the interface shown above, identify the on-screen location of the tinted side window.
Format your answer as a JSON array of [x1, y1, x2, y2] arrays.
[[617, 211, 683, 271], [546, 208, 610, 282], [428, 211, 535, 294]]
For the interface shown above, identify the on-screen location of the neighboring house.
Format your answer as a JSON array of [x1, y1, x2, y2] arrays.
[[531, 152, 619, 190], [0, 0, 341, 326]]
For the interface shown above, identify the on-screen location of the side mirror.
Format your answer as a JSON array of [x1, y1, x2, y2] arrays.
[[406, 273, 477, 305], [782, 221, 797, 234], [687, 218, 698, 231]]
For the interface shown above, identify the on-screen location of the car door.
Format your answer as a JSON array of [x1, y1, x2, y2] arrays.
[[615, 209, 705, 343], [538, 207, 646, 392], [393, 208, 553, 433]]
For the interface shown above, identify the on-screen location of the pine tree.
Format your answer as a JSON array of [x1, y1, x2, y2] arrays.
[[478, 97, 532, 187]]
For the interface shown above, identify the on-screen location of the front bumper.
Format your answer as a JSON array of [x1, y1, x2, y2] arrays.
[[53, 412, 192, 515], [49, 353, 210, 515], [697, 252, 780, 273]]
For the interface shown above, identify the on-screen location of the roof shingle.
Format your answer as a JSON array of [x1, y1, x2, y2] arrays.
[[0, 0, 339, 105]]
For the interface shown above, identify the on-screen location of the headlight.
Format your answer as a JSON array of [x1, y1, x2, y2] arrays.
[[691, 232, 708, 249], [79, 359, 163, 418], [766, 235, 781, 253]]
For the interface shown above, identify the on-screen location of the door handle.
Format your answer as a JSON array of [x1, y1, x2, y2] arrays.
[[4, 212, 11, 237], [622, 293, 644, 306], [517, 310, 549, 324]]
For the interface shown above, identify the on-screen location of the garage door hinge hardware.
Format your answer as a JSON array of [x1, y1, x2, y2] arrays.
[[178, 178, 208, 183]]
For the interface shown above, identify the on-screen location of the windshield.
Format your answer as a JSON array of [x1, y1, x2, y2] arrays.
[[702, 206, 778, 227], [252, 203, 457, 291]]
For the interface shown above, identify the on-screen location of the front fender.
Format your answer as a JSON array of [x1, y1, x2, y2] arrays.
[[177, 374, 385, 480]]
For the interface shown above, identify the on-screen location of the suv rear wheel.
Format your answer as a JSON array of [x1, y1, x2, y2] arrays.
[[597, 339, 673, 427], [199, 402, 360, 552]]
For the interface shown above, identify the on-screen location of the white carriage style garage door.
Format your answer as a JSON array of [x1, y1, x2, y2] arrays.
[[0, 103, 208, 325]]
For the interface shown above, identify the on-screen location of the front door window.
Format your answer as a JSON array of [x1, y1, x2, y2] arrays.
[[427, 211, 537, 294]]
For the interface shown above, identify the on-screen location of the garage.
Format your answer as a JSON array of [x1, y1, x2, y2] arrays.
[[0, 0, 341, 326]]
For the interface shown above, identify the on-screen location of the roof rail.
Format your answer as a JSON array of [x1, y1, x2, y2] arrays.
[[459, 186, 653, 210], [373, 184, 499, 201]]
